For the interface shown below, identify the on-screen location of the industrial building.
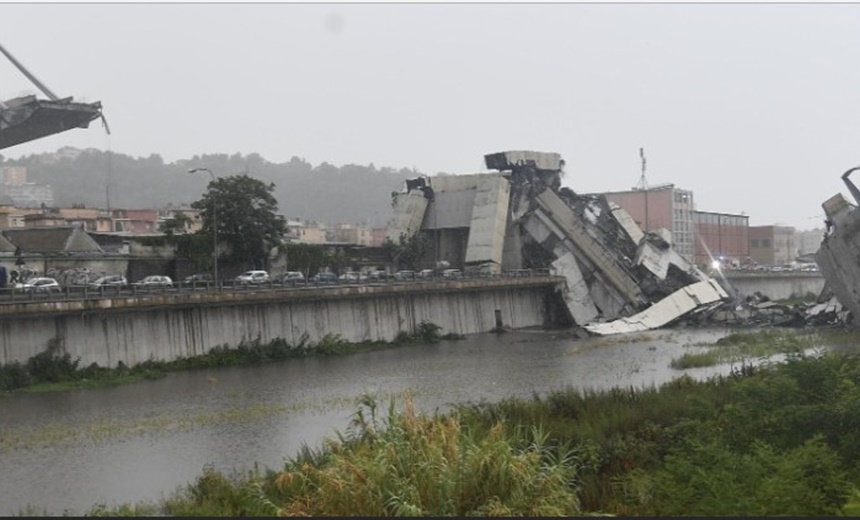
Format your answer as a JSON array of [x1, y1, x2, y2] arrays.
[[693, 210, 750, 268], [601, 185, 696, 263], [750, 225, 796, 267]]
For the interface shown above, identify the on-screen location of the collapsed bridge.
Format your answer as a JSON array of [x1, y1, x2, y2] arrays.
[[0, 41, 105, 151], [386, 150, 729, 334]]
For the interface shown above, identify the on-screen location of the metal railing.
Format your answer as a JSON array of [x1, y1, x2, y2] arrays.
[[0, 268, 556, 305]]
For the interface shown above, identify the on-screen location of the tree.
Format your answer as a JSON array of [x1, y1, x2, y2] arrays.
[[383, 231, 431, 270], [284, 243, 329, 275], [191, 174, 286, 270], [160, 211, 193, 236]]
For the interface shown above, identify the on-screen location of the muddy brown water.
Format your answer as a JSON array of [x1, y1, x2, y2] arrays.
[[1, 326, 748, 515]]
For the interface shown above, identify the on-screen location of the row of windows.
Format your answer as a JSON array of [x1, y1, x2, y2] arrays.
[[695, 213, 748, 226], [751, 239, 772, 248], [673, 191, 692, 204]]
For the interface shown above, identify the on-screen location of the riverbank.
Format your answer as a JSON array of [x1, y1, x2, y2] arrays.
[[0, 320, 462, 395], [72, 339, 860, 516], [6, 326, 858, 515], [668, 326, 856, 369]]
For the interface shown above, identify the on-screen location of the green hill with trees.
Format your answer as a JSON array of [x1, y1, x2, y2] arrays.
[[0, 148, 424, 226]]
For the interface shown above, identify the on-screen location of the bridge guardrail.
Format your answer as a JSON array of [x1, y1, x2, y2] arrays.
[[0, 269, 558, 305]]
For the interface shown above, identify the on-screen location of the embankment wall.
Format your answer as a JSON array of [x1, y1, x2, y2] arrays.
[[0, 278, 564, 367]]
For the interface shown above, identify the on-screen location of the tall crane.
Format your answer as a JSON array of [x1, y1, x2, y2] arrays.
[[0, 41, 106, 150]]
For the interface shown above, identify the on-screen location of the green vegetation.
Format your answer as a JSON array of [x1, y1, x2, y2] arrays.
[[0, 320, 445, 394], [282, 243, 339, 277], [670, 328, 823, 369], [383, 232, 432, 271], [7, 151, 415, 230], [191, 173, 287, 271], [76, 348, 860, 516]]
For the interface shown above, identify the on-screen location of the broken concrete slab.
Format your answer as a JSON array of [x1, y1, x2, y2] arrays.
[[464, 174, 510, 267], [551, 249, 600, 325], [0, 95, 103, 151], [816, 167, 860, 325], [583, 279, 729, 335], [386, 190, 430, 244]]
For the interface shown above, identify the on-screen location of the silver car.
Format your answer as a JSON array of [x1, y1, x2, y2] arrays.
[[134, 275, 174, 288], [16, 277, 61, 293], [235, 270, 270, 285]]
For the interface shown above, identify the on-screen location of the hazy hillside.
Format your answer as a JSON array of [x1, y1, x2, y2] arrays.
[[0, 149, 421, 227]]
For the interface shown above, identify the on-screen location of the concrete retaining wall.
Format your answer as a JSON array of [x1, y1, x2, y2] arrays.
[[0, 278, 562, 368], [723, 272, 825, 301]]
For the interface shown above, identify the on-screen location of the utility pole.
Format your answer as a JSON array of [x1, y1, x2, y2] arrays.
[[188, 168, 218, 285], [637, 147, 649, 232]]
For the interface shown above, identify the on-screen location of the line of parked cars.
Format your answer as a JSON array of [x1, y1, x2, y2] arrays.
[[393, 268, 462, 280], [8, 266, 480, 295]]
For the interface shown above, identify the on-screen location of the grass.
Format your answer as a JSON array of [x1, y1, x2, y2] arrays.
[[20, 372, 165, 393], [22, 342, 860, 517], [670, 328, 835, 369], [70, 392, 586, 517]]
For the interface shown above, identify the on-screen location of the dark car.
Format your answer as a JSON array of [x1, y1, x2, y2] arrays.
[[274, 271, 305, 285], [311, 272, 338, 285], [182, 273, 214, 286], [89, 275, 128, 289]]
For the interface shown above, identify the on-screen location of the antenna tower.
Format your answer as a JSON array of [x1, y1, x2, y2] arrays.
[[637, 147, 650, 233], [636, 147, 649, 190]]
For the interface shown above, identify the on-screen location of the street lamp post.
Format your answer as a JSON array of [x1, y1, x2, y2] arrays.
[[188, 168, 218, 284]]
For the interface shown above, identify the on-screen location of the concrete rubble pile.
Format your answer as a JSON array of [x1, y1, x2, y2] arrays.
[[387, 150, 731, 335], [687, 290, 844, 329]]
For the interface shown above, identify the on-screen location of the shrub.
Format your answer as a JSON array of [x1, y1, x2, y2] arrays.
[[0, 361, 31, 391], [415, 320, 442, 343], [26, 341, 79, 383]]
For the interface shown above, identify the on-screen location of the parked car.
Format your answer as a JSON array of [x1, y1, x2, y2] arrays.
[[182, 273, 214, 285], [393, 270, 415, 280], [339, 271, 368, 283], [417, 269, 435, 279], [134, 275, 173, 288], [16, 276, 61, 293], [368, 270, 389, 281], [234, 270, 270, 285], [89, 275, 128, 289], [441, 268, 462, 278], [274, 271, 305, 284], [311, 272, 338, 285]]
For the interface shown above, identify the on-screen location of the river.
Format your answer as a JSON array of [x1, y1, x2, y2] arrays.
[[0, 326, 742, 515]]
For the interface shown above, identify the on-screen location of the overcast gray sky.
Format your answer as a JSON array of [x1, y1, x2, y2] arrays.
[[2, 3, 859, 231]]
